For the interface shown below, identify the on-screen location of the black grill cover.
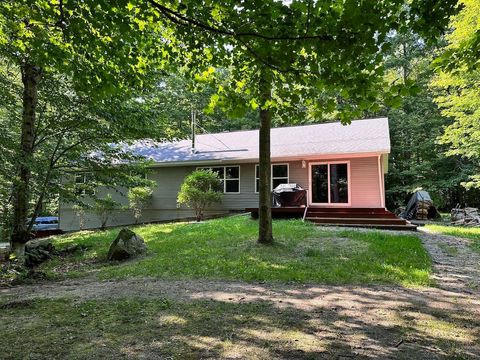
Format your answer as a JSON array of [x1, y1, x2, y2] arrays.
[[272, 183, 307, 207]]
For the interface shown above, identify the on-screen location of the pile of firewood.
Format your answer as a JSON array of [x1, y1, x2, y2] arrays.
[[416, 201, 431, 220], [451, 206, 480, 226]]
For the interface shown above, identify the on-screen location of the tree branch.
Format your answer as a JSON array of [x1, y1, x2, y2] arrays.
[[146, 0, 334, 42]]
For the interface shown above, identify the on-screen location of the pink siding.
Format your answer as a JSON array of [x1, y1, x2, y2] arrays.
[[350, 156, 382, 208], [285, 156, 384, 208]]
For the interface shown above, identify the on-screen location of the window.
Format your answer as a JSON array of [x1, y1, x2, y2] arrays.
[[330, 163, 348, 203], [255, 164, 289, 193], [129, 170, 148, 179], [75, 173, 95, 196], [197, 166, 240, 193], [311, 162, 349, 204]]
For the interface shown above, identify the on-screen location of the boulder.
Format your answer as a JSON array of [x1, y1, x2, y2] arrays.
[[107, 228, 147, 261], [25, 238, 55, 267]]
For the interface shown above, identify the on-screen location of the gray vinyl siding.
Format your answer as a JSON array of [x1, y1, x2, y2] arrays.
[[58, 158, 383, 231], [59, 163, 262, 231]]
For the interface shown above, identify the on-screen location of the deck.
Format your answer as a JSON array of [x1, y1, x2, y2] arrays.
[[245, 206, 417, 231]]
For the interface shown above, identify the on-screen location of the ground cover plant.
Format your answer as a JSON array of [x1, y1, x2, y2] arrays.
[[38, 216, 432, 286], [425, 224, 480, 253]]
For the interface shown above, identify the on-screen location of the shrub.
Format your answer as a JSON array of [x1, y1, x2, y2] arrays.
[[93, 194, 119, 230], [177, 170, 222, 221], [128, 186, 153, 224], [72, 204, 88, 230]]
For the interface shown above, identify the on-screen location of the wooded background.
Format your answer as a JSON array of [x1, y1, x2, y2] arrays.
[[0, 0, 478, 244]]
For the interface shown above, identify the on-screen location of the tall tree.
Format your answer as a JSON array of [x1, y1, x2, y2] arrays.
[[144, 0, 458, 243], [140, 73, 258, 135], [431, 0, 480, 189], [0, 66, 164, 242], [0, 0, 172, 256], [380, 31, 477, 209]]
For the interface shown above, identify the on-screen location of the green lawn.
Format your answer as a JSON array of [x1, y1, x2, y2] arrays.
[[424, 224, 480, 253], [39, 216, 432, 286]]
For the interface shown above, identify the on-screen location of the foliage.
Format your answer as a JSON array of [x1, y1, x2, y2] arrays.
[[0, 0, 178, 247], [177, 170, 222, 221], [128, 186, 154, 224], [0, 66, 161, 234], [170, 0, 457, 121], [431, 0, 480, 188], [38, 216, 432, 286], [0, 0, 460, 246], [144, 73, 259, 135], [93, 194, 119, 231], [72, 204, 88, 231], [381, 31, 479, 209], [0, 0, 173, 94]]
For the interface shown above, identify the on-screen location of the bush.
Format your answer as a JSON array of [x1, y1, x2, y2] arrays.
[[93, 194, 119, 230], [128, 186, 153, 224], [177, 170, 222, 221], [72, 204, 88, 230]]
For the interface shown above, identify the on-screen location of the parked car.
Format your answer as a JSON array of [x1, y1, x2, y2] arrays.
[[30, 216, 60, 232], [26, 217, 63, 238]]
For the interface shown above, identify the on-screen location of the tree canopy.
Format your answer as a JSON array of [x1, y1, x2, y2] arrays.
[[431, 0, 480, 189], [0, 0, 463, 250], [380, 30, 479, 209]]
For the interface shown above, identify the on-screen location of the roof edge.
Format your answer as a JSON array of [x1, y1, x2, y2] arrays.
[[149, 150, 390, 167]]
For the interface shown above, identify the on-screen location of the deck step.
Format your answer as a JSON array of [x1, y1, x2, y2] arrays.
[[305, 212, 398, 219], [313, 223, 417, 231], [305, 217, 408, 225], [307, 207, 391, 213], [245, 207, 416, 230]]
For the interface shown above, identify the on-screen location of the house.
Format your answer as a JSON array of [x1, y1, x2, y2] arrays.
[[59, 117, 394, 231]]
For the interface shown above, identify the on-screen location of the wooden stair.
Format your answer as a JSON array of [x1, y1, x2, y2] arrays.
[[305, 207, 417, 231]]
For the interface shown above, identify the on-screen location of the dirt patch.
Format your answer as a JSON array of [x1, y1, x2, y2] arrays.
[[1, 228, 480, 359], [0, 298, 35, 309], [1, 278, 479, 358]]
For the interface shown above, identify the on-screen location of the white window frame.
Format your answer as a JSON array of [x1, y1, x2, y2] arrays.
[[75, 172, 95, 196], [196, 165, 241, 194], [255, 163, 289, 193], [308, 161, 351, 206]]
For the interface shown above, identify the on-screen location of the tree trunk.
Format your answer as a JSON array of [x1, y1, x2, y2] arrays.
[[257, 72, 274, 244], [10, 63, 42, 258]]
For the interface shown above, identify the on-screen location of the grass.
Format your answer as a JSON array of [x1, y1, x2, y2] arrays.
[[0, 295, 476, 359], [424, 224, 480, 253], [39, 216, 432, 286]]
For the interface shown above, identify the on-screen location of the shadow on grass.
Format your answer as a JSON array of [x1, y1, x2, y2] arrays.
[[1, 283, 479, 359]]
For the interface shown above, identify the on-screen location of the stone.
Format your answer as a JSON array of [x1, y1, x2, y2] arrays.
[[107, 228, 147, 261], [25, 238, 55, 267]]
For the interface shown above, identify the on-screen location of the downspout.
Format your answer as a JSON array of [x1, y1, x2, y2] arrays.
[[378, 154, 385, 209]]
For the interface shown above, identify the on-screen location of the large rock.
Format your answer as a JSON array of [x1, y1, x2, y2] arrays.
[[107, 228, 147, 261], [25, 238, 55, 267]]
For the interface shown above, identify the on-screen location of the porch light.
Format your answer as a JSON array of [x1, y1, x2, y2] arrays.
[[302, 160, 307, 168]]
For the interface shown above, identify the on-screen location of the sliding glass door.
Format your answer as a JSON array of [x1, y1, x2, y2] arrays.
[[310, 162, 349, 205]]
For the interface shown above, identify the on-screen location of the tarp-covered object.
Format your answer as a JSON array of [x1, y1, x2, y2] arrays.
[[400, 191, 439, 220], [272, 183, 307, 207]]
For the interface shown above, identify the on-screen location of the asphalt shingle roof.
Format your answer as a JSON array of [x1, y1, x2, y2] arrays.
[[125, 117, 390, 165]]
